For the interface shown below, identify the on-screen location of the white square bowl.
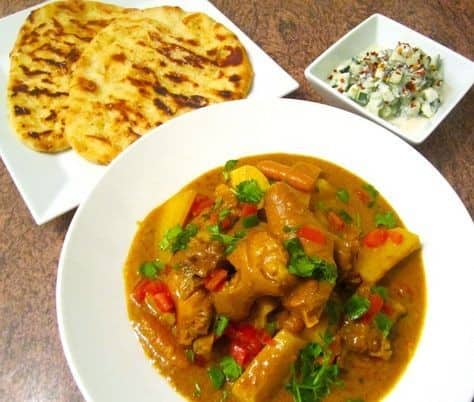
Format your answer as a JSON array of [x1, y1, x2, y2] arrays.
[[304, 13, 474, 144]]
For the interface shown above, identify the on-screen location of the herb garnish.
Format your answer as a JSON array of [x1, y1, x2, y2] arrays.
[[234, 179, 264, 204], [374, 313, 393, 337], [337, 210, 353, 224], [336, 188, 350, 204], [208, 224, 246, 254], [159, 223, 199, 253], [208, 366, 225, 389], [362, 183, 378, 207], [214, 315, 230, 337], [285, 238, 337, 284], [139, 260, 164, 278], [371, 285, 388, 301], [223, 159, 238, 181], [375, 212, 397, 228], [220, 356, 242, 381], [286, 331, 341, 402], [344, 294, 370, 320], [242, 214, 259, 228]]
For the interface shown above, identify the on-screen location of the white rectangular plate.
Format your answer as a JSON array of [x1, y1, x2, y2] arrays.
[[0, 0, 299, 224]]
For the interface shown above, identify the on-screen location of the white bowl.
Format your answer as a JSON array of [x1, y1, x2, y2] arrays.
[[304, 13, 474, 144], [57, 99, 474, 402]]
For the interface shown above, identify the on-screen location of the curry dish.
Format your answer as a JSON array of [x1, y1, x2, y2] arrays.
[[124, 154, 425, 402]]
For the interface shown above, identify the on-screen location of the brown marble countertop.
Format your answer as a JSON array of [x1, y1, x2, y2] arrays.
[[0, 1, 472, 401]]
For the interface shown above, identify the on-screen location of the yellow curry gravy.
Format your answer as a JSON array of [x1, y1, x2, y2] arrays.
[[124, 154, 426, 402]]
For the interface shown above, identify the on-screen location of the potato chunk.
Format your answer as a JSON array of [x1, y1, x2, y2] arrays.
[[355, 228, 421, 283], [232, 330, 305, 402]]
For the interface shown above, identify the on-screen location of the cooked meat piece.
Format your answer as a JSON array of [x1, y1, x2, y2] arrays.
[[165, 266, 202, 300], [276, 310, 305, 334], [283, 279, 333, 328], [340, 321, 392, 360], [171, 237, 225, 278], [265, 182, 320, 239], [176, 289, 213, 346], [192, 333, 215, 360], [213, 229, 297, 320], [215, 183, 239, 210]]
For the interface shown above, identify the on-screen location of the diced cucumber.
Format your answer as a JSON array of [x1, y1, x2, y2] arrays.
[[346, 84, 360, 100], [429, 54, 441, 70], [421, 102, 435, 118], [336, 72, 350, 91], [379, 105, 393, 119], [388, 70, 403, 84], [422, 87, 439, 103], [405, 99, 421, 117], [355, 91, 369, 106]]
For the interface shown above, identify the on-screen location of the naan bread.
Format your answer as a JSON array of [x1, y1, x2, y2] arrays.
[[7, 0, 130, 152], [65, 6, 253, 164]]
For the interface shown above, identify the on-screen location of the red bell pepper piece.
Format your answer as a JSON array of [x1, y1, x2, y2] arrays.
[[297, 225, 326, 245], [363, 228, 389, 247], [154, 292, 175, 313], [189, 194, 214, 218], [240, 203, 258, 217], [361, 293, 384, 323]]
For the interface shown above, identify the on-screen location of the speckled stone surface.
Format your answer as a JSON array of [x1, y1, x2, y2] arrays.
[[0, 1, 472, 401]]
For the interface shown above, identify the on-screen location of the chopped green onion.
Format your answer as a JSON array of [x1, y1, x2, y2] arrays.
[[336, 188, 350, 203], [375, 313, 393, 337], [337, 209, 353, 223], [214, 315, 230, 337], [220, 356, 242, 381], [371, 285, 389, 301], [242, 214, 259, 228], [139, 260, 164, 278], [375, 212, 397, 229], [208, 366, 225, 389], [223, 159, 238, 181], [362, 183, 378, 207]]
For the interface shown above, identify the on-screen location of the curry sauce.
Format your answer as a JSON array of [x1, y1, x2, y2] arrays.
[[124, 154, 425, 402]]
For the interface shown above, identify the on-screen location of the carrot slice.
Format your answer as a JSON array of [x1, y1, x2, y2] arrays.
[[204, 269, 228, 292]]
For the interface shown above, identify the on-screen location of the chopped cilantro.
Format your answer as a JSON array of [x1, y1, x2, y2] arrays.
[[160, 223, 199, 253], [207, 224, 246, 254], [374, 313, 393, 337], [223, 159, 238, 181], [362, 183, 378, 207], [337, 209, 353, 224], [234, 179, 264, 204], [220, 356, 242, 381], [375, 212, 397, 228], [371, 285, 389, 301], [336, 188, 350, 203], [214, 315, 230, 337], [242, 214, 259, 228], [285, 238, 337, 284], [345, 294, 370, 320], [208, 366, 225, 389], [139, 260, 164, 278], [286, 332, 341, 402]]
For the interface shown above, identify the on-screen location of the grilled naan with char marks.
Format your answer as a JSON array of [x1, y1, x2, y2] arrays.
[[7, 0, 130, 153], [65, 6, 253, 164]]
